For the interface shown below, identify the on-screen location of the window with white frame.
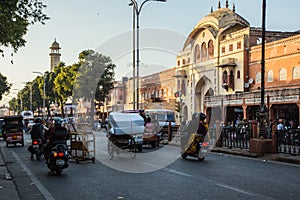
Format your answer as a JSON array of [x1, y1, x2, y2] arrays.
[[293, 66, 300, 79], [279, 68, 287, 81]]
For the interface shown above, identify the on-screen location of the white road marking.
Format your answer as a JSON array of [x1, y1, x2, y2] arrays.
[[216, 183, 254, 196], [11, 151, 55, 200], [167, 169, 192, 177]]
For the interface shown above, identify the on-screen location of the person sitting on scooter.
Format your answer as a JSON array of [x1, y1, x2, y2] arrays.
[[28, 118, 47, 158], [195, 112, 208, 152], [44, 118, 69, 163], [197, 112, 208, 137]]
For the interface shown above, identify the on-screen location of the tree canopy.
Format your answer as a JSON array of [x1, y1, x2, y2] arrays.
[[0, 0, 49, 56], [0, 73, 11, 101]]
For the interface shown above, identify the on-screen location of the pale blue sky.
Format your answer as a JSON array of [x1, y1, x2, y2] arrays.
[[1, 0, 300, 102]]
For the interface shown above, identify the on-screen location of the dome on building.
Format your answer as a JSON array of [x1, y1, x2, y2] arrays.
[[182, 6, 250, 50], [50, 39, 60, 49]]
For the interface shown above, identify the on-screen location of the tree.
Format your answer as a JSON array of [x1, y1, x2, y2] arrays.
[[0, 73, 12, 100], [54, 63, 79, 116], [0, 0, 49, 56], [75, 50, 116, 123]]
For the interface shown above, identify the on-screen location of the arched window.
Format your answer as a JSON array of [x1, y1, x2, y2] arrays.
[[201, 42, 207, 61], [237, 70, 241, 79], [177, 80, 180, 91], [181, 80, 186, 96], [293, 66, 300, 79], [195, 45, 200, 63], [279, 68, 287, 81], [208, 40, 214, 59], [256, 72, 261, 83], [222, 70, 228, 84], [267, 70, 273, 82]]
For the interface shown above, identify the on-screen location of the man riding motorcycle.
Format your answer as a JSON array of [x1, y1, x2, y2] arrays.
[[28, 118, 48, 159], [44, 118, 69, 164]]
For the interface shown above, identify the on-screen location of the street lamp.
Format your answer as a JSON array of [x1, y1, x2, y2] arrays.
[[22, 81, 32, 112], [13, 89, 22, 113], [259, 0, 267, 137], [33, 71, 46, 119], [129, 0, 167, 110]]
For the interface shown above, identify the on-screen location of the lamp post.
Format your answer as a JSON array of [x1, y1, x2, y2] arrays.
[[33, 71, 46, 119], [259, 0, 267, 137], [129, 0, 167, 110], [22, 82, 33, 112], [13, 89, 22, 113]]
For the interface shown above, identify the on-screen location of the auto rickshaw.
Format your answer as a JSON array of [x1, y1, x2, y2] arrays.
[[3, 116, 24, 147]]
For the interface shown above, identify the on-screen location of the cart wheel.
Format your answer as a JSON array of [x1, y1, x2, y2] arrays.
[[137, 145, 143, 152], [181, 153, 187, 159], [151, 142, 156, 148], [76, 159, 79, 164], [21, 139, 24, 147], [107, 141, 114, 160], [129, 139, 137, 159], [6, 142, 8, 147], [92, 157, 95, 163]]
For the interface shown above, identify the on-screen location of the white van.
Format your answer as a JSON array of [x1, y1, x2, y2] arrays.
[[144, 109, 176, 127]]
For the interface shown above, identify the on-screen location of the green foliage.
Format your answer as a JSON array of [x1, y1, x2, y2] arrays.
[[0, 73, 12, 100], [0, 0, 49, 55], [75, 50, 116, 103]]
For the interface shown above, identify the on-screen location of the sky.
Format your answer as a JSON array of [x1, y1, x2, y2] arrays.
[[1, 0, 300, 103]]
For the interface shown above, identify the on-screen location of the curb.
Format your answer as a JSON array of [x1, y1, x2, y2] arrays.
[[0, 145, 20, 200]]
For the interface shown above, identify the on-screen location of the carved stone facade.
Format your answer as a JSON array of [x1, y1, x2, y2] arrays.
[[108, 1, 300, 127]]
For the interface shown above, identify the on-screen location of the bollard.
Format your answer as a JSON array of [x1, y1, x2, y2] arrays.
[[272, 125, 278, 153], [168, 121, 172, 141], [252, 120, 258, 138]]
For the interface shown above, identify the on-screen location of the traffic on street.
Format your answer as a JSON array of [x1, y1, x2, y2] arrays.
[[1, 128, 300, 200]]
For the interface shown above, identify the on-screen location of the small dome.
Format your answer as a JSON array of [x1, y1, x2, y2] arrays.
[[51, 39, 60, 48]]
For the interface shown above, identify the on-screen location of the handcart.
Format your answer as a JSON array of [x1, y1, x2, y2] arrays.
[[106, 112, 144, 160], [70, 131, 95, 163]]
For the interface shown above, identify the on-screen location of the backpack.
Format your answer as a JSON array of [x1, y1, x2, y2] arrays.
[[30, 124, 43, 140]]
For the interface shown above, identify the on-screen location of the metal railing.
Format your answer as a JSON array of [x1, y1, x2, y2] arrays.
[[218, 126, 251, 149], [277, 129, 300, 155]]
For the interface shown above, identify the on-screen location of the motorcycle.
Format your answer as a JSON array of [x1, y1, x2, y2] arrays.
[[31, 139, 43, 160], [181, 133, 209, 161], [47, 144, 69, 176]]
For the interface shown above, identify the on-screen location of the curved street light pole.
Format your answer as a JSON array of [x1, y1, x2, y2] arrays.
[[129, 0, 167, 110]]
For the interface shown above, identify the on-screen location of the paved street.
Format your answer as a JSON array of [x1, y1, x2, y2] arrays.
[[1, 130, 300, 200]]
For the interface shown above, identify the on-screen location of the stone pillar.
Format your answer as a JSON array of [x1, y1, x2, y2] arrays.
[[272, 124, 278, 153], [252, 120, 258, 138], [215, 120, 222, 147]]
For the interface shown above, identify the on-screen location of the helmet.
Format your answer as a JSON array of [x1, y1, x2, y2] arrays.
[[54, 117, 63, 127], [199, 112, 206, 121], [34, 117, 42, 123], [192, 112, 199, 120]]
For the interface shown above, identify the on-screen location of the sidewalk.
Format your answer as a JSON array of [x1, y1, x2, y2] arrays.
[[0, 145, 20, 200], [168, 136, 300, 165]]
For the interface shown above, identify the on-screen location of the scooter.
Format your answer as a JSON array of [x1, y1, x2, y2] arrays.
[[181, 133, 209, 161], [47, 144, 69, 176], [31, 139, 43, 160]]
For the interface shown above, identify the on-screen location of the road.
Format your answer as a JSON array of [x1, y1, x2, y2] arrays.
[[1, 130, 300, 200]]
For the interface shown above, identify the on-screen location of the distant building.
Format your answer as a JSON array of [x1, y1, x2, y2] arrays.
[[49, 39, 61, 72]]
